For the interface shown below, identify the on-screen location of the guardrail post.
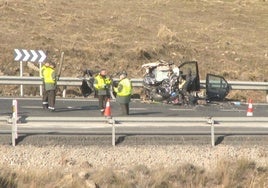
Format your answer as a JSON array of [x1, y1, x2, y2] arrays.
[[207, 117, 215, 147], [12, 99, 18, 146], [62, 86, 67, 98], [266, 90, 268, 103], [40, 85, 43, 96], [265, 80, 268, 103], [107, 118, 116, 147]]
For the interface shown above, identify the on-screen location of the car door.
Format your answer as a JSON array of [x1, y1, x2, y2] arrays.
[[178, 61, 200, 92], [206, 74, 230, 101]]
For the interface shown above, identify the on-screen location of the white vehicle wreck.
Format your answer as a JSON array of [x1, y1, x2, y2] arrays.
[[142, 60, 231, 105]]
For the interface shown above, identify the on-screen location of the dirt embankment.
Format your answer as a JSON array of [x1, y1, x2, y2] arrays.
[[0, 0, 267, 100]]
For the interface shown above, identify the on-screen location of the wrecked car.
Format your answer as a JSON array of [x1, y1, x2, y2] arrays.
[[80, 69, 95, 97], [142, 60, 230, 105]]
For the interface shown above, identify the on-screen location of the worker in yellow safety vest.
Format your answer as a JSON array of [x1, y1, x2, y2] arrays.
[[40, 61, 50, 109], [114, 71, 132, 115], [43, 62, 57, 112], [93, 69, 112, 114]]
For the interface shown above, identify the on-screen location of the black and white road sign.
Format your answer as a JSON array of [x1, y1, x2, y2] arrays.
[[14, 49, 46, 63]]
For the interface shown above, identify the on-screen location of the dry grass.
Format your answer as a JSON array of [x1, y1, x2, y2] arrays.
[[0, 0, 268, 100], [1, 159, 267, 187]]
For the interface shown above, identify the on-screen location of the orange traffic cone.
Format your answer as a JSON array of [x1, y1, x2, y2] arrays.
[[104, 98, 112, 117], [246, 98, 253, 116]]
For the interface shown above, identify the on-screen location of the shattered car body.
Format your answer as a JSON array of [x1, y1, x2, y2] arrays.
[[142, 60, 230, 105], [80, 69, 95, 97]]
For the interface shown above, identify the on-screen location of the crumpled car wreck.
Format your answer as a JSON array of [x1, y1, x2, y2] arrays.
[[142, 60, 231, 105]]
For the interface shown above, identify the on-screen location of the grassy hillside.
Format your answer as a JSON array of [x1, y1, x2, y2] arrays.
[[0, 0, 267, 100]]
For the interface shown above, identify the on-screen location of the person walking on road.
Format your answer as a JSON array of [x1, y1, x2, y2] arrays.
[[93, 69, 112, 114], [43, 61, 57, 112], [41, 61, 50, 109], [114, 71, 132, 115]]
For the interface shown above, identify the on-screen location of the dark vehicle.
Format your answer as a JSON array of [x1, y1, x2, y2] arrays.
[[80, 69, 95, 97], [142, 60, 230, 105], [206, 74, 230, 101]]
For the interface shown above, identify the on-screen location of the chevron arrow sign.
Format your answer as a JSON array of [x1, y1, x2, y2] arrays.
[[14, 49, 46, 63]]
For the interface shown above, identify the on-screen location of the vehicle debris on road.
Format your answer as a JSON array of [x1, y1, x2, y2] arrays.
[[141, 60, 231, 105]]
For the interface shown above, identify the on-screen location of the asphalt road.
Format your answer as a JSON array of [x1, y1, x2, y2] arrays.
[[0, 97, 267, 118], [0, 97, 267, 146]]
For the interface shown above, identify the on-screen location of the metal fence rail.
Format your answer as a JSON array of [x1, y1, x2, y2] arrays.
[[0, 76, 143, 86], [1, 76, 268, 89], [0, 76, 268, 100]]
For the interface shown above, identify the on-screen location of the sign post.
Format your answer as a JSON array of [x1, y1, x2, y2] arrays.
[[39, 63, 43, 96], [20, 61, 23, 96], [14, 49, 46, 96]]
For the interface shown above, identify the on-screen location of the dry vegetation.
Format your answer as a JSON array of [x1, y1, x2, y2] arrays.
[[0, 0, 268, 100], [0, 159, 268, 187]]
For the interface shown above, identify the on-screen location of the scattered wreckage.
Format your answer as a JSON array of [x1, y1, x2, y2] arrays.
[[80, 69, 95, 97], [141, 60, 231, 105], [80, 60, 231, 106]]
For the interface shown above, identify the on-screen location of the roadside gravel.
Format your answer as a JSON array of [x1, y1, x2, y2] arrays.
[[1, 144, 267, 172]]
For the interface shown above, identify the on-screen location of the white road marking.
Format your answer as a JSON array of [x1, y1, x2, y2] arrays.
[[130, 108, 147, 111], [220, 109, 246, 112], [21, 106, 42, 109], [169, 108, 194, 111], [21, 106, 83, 109]]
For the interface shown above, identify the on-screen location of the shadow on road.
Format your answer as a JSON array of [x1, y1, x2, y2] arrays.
[[127, 112, 161, 116], [54, 105, 98, 112]]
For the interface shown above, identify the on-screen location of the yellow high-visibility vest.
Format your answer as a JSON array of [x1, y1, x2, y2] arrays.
[[94, 74, 111, 90], [115, 78, 132, 96], [43, 67, 56, 84], [40, 65, 48, 78]]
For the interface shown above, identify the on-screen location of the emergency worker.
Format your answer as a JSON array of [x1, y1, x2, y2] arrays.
[[43, 62, 57, 112], [93, 69, 112, 113], [41, 62, 50, 109], [114, 71, 132, 115]]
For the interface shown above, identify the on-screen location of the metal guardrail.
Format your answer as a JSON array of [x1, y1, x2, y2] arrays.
[[0, 76, 143, 87], [2, 115, 268, 147], [1, 76, 268, 90]]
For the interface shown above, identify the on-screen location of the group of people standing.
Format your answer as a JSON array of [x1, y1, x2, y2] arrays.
[[93, 69, 133, 116], [41, 62, 133, 116]]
